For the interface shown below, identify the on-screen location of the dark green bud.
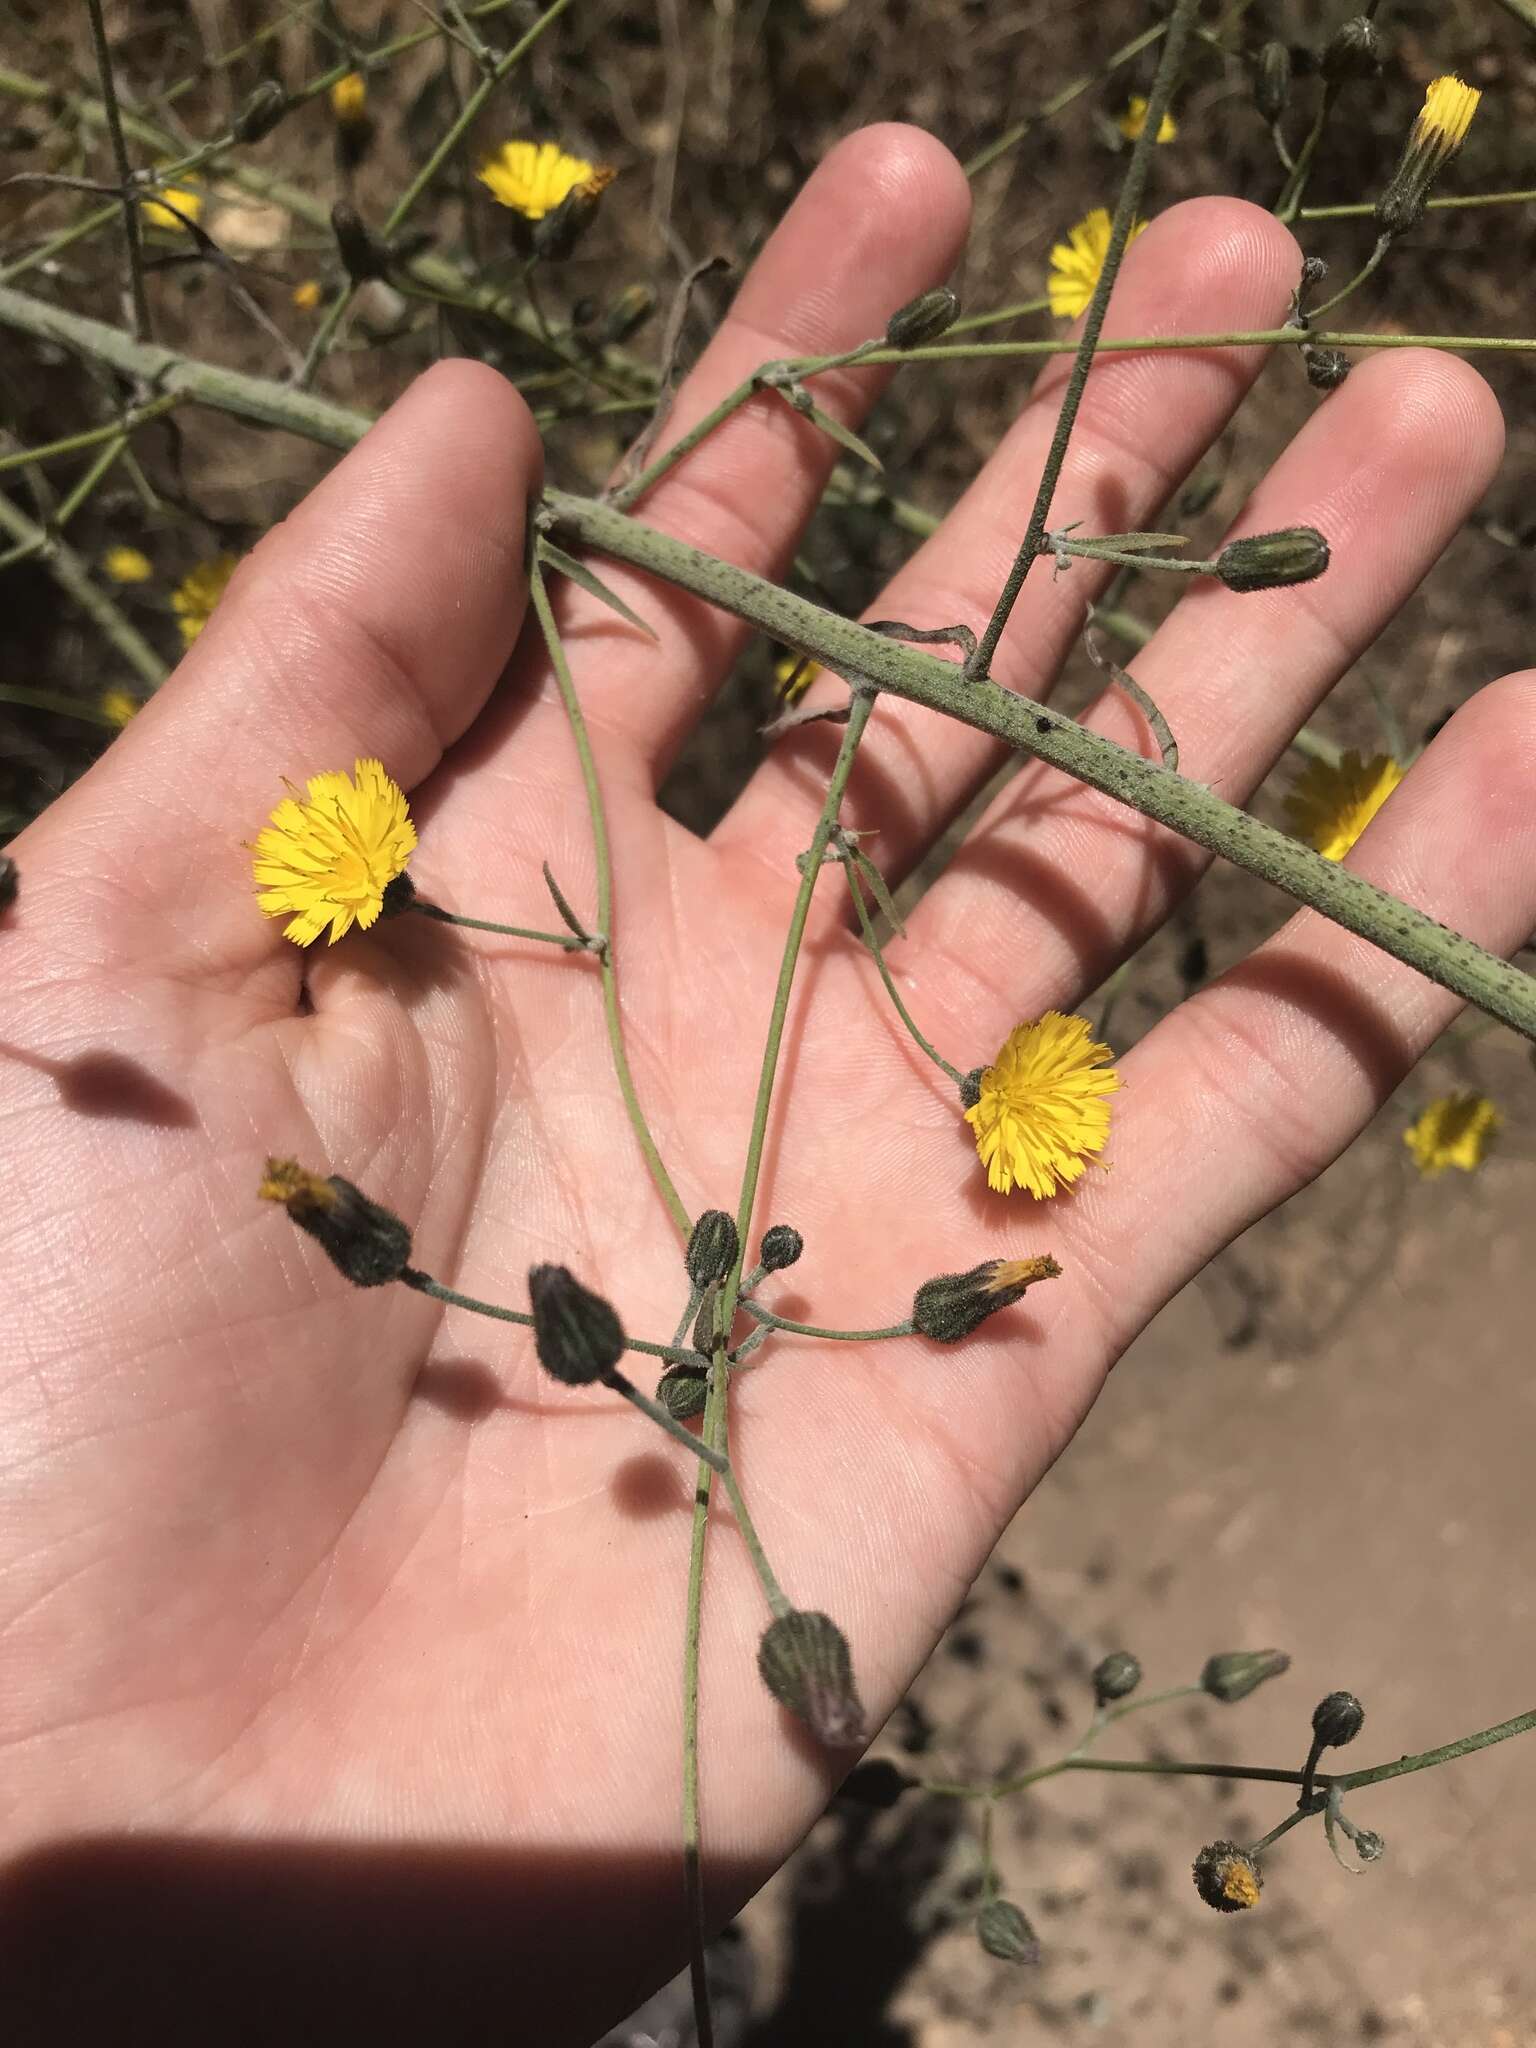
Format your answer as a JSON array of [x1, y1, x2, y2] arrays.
[[958, 1066, 985, 1111], [1253, 41, 1292, 124], [1192, 1840, 1262, 1912], [1304, 345, 1351, 391], [528, 1263, 624, 1385], [977, 1899, 1041, 1964], [759, 1223, 803, 1273], [1320, 15, 1381, 86], [656, 1367, 708, 1420], [885, 286, 959, 349], [1092, 1651, 1142, 1705], [1201, 1649, 1291, 1703], [258, 1160, 410, 1288], [533, 169, 612, 262], [686, 1209, 739, 1290], [600, 283, 656, 346], [330, 201, 388, 284], [0, 853, 16, 915], [232, 81, 289, 145], [911, 1257, 1061, 1344], [1214, 526, 1329, 593], [1311, 1690, 1365, 1749], [757, 1609, 865, 1748], [835, 1758, 914, 1809]]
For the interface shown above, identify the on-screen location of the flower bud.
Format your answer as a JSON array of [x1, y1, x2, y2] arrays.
[[533, 167, 615, 262], [1214, 526, 1329, 593], [1311, 1690, 1365, 1749], [1092, 1650, 1142, 1705], [600, 282, 656, 346], [958, 1066, 985, 1111], [258, 1159, 411, 1288], [232, 81, 289, 145], [758, 1223, 804, 1273], [977, 1899, 1041, 1965], [911, 1256, 1061, 1344], [528, 1263, 625, 1385], [1304, 345, 1351, 391], [0, 852, 17, 915], [656, 1366, 708, 1420], [1320, 15, 1381, 86], [1192, 1840, 1262, 1912], [331, 201, 388, 284], [757, 1609, 865, 1748], [1376, 75, 1482, 238], [1253, 42, 1292, 124], [686, 1209, 739, 1290], [885, 286, 960, 349], [1201, 1649, 1291, 1703], [835, 1758, 914, 1810]]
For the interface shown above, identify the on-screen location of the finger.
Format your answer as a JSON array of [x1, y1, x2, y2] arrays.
[[549, 123, 970, 778], [713, 196, 1300, 872], [906, 345, 1503, 1030], [12, 361, 542, 984]]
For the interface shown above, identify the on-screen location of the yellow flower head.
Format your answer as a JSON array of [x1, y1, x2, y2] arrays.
[[103, 544, 152, 585], [476, 140, 613, 221], [1048, 209, 1149, 320], [292, 278, 323, 312], [1414, 74, 1481, 157], [965, 1011, 1121, 1199], [252, 757, 417, 947], [1404, 1092, 1499, 1178], [139, 181, 202, 232], [1117, 96, 1177, 144], [1283, 750, 1403, 862], [172, 552, 239, 644], [100, 689, 140, 728], [330, 71, 368, 124], [775, 653, 821, 706]]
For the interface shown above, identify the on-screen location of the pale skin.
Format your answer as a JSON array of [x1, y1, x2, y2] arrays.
[[4, 127, 1535, 2041]]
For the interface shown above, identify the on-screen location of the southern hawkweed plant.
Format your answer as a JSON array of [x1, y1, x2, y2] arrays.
[[4, 0, 1536, 2037]]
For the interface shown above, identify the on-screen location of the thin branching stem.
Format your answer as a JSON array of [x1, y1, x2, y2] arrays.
[[82, 0, 152, 342]]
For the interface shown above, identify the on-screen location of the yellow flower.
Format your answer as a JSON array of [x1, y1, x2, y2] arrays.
[[99, 689, 139, 728], [1283, 750, 1403, 862], [329, 71, 368, 124], [252, 758, 417, 947], [476, 140, 613, 221], [965, 1012, 1121, 1199], [1414, 74, 1481, 156], [292, 278, 322, 311], [1117, 96, 1177, 144], [103, 545, 152, 584], [139, 181, 202, 232], [1404, 1093, 1499, 1178], [775, 653, 820, 706], [1048, 209, 1149, 320], [172, 553, 239, 644]]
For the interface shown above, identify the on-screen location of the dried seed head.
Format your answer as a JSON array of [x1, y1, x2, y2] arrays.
[[1304, 345, 1352, 391], [911, 1257, 1061, 1344], [1192, 1841, 1263, 1912], [258, 1159, 411, 1288]]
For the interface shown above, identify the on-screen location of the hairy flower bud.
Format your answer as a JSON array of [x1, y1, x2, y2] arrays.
[[1253, 41, 1292, 124], [1311, 1690, 1365, 1749], [331, 201, 388, 283], [258, 1159, 411, 1287], [911, 1256, 1061, 1343], [686, 1210, 739, 1290], [1320, 15, 1381, 86], [600, 283, 656, 346], [977, 1899, 1041, 1964], [758, 1223, 804, 1274], [533, 168, 615, 261], [1201, 1649, 1291, 1703], [528, 1263, 625, 1385], [1304, 345, 1352, 391], [758, 1610, 865, 1748], [1192, 1840, 1263, 1912], [1377, 75, 1482, 238], [885, 286, 960, 349], [232, 80, 289, 144], [958, 1066, 985, 1111], [656, 1367, 708, 1421], [1215, 526, 1329, 593], [1092, 1650, 1142, 1705]]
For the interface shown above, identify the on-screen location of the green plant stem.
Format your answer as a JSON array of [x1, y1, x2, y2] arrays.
[[82, 0, 152, 342], [964, 20, 1168, 178], [844, 859, 963, 1086], [399, 1272, 708, 1374], [295, 283, 356, 391], [1301, 188, 1536, 218], [604, 1370, 730, 1473], [0, 491, 167, 690], [739, 1302, 913, 1343], [0, 394, 181, 475], [1274, 85, 1336, 224], [948, 294, 1050, 336], [1307, 234, 1390, 322], [965, 0, 1201, 682], [527, 553, 691, 1237], [1333, 1704, 1536, 1792], [409, 901, 584, 948], [0, 684, 118, 726], [49, 428, 131, 529]]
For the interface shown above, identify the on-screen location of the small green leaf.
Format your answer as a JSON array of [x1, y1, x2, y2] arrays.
[[769, 385, 884, 473], [536, 537, 658, 641]]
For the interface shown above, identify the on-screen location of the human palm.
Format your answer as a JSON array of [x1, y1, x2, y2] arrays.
[[6, 127, 1536, 2043]]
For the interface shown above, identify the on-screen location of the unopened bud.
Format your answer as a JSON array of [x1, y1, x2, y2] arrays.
[[533, 167, 615, 261], [1304, 345, 1351, 391], [656, 1367, 708, 1420], [836, 1759, 914, 1809], [600, 282, 656, 345], [1192, 1840, 1263, 1912], [759, 1223, 804, 1273], [977, 1899, 1041, 1964], [528, 1263, 624, 1385], [1311, 1690, 1365, 1749], [686, 1209, 739, 1290], [258, 1159, 411, 1287], [1214, 526, 1329, 593], [331, 201, 388, 284], [0, 853, 16, 914], [1253, 42, 1292, 124], [1321, 15, 1382, 86], [232, 80, 289, 144], [911, 1256, 1061, 1343], [885, 286, 960, 349], [1201, 1649, 1291, 1703], [1093, 1651, 1142, 1705], [757, 1609, 865, 1748]]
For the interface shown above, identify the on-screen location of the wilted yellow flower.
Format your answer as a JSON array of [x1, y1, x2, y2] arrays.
[[99, 689, 139, 728], [103, 545, 152, 585], [139, 181, 202, 232], [1048, 208, 1149, 320], [775, 653, 821, 706], [252, 758, 417, 947], [329, 71, 368, 124], [966, 1012, 1121, 1199], [1404, 1093, 1499, 1178], [1283, 750, 1403, 862], [292, 278, 322, 311], [476, 140, 613, 221], [172, 553, 238, 644], [1117, 96, 1177, 144]]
